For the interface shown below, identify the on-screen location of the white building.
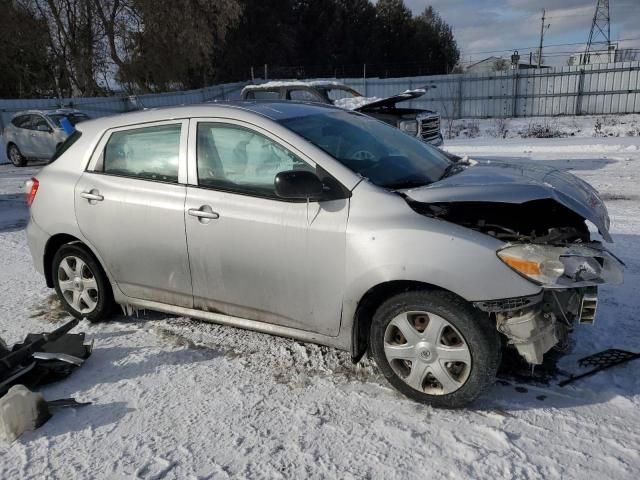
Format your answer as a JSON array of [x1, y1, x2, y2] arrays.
[[568, 44, 637, 66]]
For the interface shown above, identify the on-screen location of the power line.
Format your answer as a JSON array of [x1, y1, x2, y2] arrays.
[[462, 36, 640, 56]]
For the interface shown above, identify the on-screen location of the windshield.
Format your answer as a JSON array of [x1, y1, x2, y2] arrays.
[[279, 110, 451, 189], [47, 113, 89, 128]]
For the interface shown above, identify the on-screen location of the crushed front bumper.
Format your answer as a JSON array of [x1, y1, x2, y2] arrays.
[[475, 287, 602, 364]]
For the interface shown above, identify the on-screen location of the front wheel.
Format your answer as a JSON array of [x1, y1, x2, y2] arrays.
[[370, 290, 501, 408], [52, 244, 114, 322], [8, 144, 26, 167]]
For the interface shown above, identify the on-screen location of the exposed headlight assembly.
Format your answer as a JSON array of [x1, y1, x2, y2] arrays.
[[497, 243, 624, 288], [398, 120, 418, 136]]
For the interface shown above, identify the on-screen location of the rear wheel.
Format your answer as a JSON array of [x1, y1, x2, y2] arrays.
[[7, 143, 26, 167], [52, 244, 114, 322], [370, 290, 501, 408]]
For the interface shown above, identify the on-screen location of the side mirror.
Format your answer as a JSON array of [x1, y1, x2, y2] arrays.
[[274, 170, 323, 200], [36, 124, 51, 133]]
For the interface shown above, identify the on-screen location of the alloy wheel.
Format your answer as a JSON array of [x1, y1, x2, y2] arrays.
[[9, 145, 23, 166], [58, 255, 99, 314]]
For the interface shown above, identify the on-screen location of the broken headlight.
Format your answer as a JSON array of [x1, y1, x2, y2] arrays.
[[398, 120, 418, 136], [497, 243, 623, 288]]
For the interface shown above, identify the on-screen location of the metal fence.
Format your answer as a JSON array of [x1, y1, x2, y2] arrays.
[[0, 82, 248, 131], [2, 61, 639, 130], [338, 61, 640, 118]]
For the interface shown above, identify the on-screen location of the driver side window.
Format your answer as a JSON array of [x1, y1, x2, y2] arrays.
[[196, 123, 315, 198]]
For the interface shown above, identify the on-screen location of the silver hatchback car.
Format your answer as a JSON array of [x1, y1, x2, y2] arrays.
[[26, 102, 623, 407], [4, 109, 89, 166]]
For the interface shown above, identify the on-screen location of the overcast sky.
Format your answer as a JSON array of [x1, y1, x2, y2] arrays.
[[404, 0, 640, 66]]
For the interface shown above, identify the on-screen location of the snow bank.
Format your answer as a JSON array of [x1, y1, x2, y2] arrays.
[[443, 114, 640, 141]]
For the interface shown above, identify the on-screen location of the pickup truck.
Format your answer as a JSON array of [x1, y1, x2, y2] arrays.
[[240, 81, 443, 146]]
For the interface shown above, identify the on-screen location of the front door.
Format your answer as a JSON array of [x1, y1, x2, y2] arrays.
[[30, 115, 57, 159], [75, 120, 193, 308], [185, 120, 348, 336]]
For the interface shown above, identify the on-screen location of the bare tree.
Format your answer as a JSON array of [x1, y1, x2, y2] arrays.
[[19, 0, 107, 96], [437, 80, 462, 140]]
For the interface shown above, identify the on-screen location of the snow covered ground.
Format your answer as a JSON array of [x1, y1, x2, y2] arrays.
[[1, 134, 640, 479]]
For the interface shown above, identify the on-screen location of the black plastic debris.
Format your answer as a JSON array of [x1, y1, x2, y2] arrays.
[[0, 319, 93, 442], [559, 349, 640, 387], [0, 318, 92, 396]]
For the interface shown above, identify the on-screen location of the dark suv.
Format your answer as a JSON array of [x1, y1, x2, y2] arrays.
[[241, 81, 443, 146]]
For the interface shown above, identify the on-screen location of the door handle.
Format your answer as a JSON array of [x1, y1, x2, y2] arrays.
[[188, 207, 219, 220], [80, 191, 104, 202]]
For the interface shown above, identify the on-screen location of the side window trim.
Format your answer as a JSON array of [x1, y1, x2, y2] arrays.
[[86, 119, 189, 184]]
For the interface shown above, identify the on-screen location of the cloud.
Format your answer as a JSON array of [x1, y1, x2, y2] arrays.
[[400, 0, 640, 66]]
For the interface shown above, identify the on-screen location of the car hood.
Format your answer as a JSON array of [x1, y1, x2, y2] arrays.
[[401, 160, 612, 242], [355, 89, 426, 112]]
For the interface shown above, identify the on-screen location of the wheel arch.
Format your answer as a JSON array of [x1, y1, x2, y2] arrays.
[[6, 141, 17, 155], [44, 233, 95, 287], [350, 280, 470, 363]]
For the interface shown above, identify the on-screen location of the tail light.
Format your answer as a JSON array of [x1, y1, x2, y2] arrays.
[[26, 177, 39, 207]]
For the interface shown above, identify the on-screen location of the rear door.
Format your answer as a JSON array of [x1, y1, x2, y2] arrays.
[[75, 120, 193, 307], [184, 119, 349, 336]]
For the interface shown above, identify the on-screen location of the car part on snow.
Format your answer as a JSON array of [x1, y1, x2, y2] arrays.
[[0, 385, 49, 443], [0, 385, 91, 443], [558, 349, 640, 387], [0, 318, 92, 396]]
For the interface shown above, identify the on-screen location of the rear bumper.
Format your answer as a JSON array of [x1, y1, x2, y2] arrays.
[[26, 219, 49, 277]]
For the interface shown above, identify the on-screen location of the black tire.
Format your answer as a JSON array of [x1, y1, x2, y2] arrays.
[[7, 143, 26, 167], [52, 243, 115, 322], [370, 290, 501, 408]]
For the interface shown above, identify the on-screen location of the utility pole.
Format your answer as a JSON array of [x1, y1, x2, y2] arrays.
[[537, 9, 549, 68], [583, 0, 611, 65]]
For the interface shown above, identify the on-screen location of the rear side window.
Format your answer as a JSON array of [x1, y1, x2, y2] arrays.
[[288, 89, 320, 102], [11, 115, 31, 129], [246, 90, 280, 100], [102, 124, 181, 183], [50, 130, 82, 163], [32, 115, 51, 132]]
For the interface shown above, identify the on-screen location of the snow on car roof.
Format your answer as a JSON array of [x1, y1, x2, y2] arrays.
[[11, 108, 85, 118], [243, 80, 352, 90]]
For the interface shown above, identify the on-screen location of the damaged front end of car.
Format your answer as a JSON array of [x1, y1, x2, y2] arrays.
[[402, 160, 625, 365]]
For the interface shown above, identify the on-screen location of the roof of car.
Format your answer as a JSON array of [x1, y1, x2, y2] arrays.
[[72, 101, 345, 135], [242, 80, 352, 91]]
